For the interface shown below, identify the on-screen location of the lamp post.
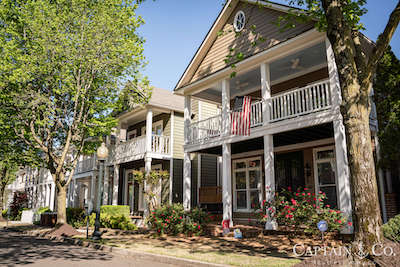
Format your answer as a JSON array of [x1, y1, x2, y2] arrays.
[[92, 142, 108, 240]]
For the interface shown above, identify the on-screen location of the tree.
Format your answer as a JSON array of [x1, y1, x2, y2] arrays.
[[373, 47, 400, 168], [0, 0, 150, 224], [224, 0, 400, 255]]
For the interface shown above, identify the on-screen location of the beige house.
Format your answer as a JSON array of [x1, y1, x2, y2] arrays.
[[69, 87, 220, 216], [174, 0, 381, 231]]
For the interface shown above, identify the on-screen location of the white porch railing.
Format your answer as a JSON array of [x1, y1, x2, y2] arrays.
[[114, 135, 146, 162], [187, 79, 332, 144], [189, 114, 222, 144], [152, 135, 171, 155], [75, 157, 96, 174], [269, 80, 331, 122]]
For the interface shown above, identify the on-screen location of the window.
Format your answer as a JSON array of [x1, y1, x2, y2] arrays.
[[233, 157, 262, 212], [233, 11, 246, 32], [313, 146, 339, 209], [127, 129, 137, 140], [141, 120, 163, 136]]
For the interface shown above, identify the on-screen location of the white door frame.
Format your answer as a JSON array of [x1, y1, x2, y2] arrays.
[[313, 145, 340, 208], [232, 156, 262, 212]]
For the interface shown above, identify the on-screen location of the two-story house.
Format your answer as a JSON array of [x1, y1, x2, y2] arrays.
[[70, 87, 221, 217], [174, 0, 380, 231]]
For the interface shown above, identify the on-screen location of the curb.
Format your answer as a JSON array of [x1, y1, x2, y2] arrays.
[[6, 227, 230, 267]]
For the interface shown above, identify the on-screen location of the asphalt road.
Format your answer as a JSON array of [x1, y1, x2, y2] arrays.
[[0, 230, 175, 267]]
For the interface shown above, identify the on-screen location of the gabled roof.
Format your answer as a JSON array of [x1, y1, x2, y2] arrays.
[[174, 0, 310, 91], [148, 87, 184, 112]]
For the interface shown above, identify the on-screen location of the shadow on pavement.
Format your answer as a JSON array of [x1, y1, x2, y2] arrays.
[[0, 230, 113, 266]]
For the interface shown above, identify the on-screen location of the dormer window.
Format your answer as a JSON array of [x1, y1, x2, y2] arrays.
[[234, 11, 245, 32]]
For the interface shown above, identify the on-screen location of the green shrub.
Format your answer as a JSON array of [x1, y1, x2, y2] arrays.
[[383, 214, 400, 242], [1, 208, 8, 218], [37, 207, 52, 214], [88, 213, 137, 231], [148, 204, 210, 236], [66, 207, 86, 228], [100, 205, 130, 217]]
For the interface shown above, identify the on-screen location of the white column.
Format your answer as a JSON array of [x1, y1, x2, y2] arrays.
[[169, 111, 174, 204], [103, 166, 109, 205], [184, 96, 191, 144], [333, 119, 353, 233], [325, 37, 342, 114], [45, 184, 50, 207], [264, 134, 275, 230], [89, 173, 96, 212], [112, 164, 119, 205], [221, 79, 231, 136], [146, 108, 153, 154], [49, 182, 55, 211], [183, 152, 191, 210], [260, 63, 271, 124], [222, 143, 232, 227], [374, 134, 388, 223]]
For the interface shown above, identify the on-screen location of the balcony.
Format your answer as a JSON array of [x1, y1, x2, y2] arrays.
[[75, 157, 96, 175], [111, 134, 171, 164], [188, 80, 332, 144]]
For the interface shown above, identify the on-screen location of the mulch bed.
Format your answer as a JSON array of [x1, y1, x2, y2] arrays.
[[45, 224, 80, 237]]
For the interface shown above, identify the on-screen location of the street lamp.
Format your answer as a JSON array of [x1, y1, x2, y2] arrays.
[[92, 142, 108, 240]]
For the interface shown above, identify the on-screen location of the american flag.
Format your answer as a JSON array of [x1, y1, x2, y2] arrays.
[[231, 96, 251, 136]]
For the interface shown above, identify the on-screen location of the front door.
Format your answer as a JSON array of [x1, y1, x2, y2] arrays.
[[275, 151, 305, 192], [233, 157, 262, 212]]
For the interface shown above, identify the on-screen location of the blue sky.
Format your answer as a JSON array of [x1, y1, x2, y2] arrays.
[[137, 0, 400, 90]]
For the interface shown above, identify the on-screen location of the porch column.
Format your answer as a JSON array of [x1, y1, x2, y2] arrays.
[[374, 134, 388, 223], [183, 95, 192, 210], [222, 143, 233, 227], [184, 96, 191, 144], [144, 108, 153, 216], [89, 173, 96, 213], [112, 164, 119, 205], [260, 63, 271, 124], [183, 152, 191, 211], [325, 38, 342, 114], [333, 119, 353, 233], [169, 111, 175, 204], [221, 79, 230, 136], [49, 182, 55, 211], [103, 166, 109, 205]]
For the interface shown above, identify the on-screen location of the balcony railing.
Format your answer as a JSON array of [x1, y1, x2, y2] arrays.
[[187, 80, 331, 144], [112, 134, 171, 163], [75, 157, 96, 174]]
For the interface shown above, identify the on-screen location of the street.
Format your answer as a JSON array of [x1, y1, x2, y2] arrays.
[[0, 230, 175, 267]]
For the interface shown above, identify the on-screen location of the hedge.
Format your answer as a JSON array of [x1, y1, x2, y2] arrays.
[[100, 205, 130, 217]]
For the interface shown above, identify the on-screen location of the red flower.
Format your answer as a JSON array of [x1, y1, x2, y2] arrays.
[[286, 214, 290, 218], [326, 204, 330, 208], [337, 220, 342, 224], [288, 186, 292, 191], [307, 193, 311, 196], [348, 222, 352, 226], [304, 187, 308, 191], [198, 225, 201, 230], [295, 193, 299, 196], [319, 191, 322, 194], [302, 193, 305, 196]]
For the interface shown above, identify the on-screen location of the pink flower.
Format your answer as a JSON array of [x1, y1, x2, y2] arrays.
[[307, 193, 311, 196], [304, 187, 308, 191], [326, 204, 330, 208], [198, 225, 201, 230], [319, 191, 322, 194], [337, 220, 342, 224], [348, 222, 352, 226], [302, 193, 305, 196], [286, 214, 290, 218], [295, 193, 299, 196]]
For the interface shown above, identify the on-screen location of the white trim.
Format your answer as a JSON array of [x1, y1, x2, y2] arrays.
[[232, 156, 262, 212], [274, 138, 334, 153], [141, 120, 163, 136], [169, 111, 174, 204], [313, 146, 339, 208], [197, 154, 201, 207], [233, 10, 246, 32]]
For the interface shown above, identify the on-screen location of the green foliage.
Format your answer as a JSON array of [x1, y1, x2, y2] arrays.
[[373, 48, 400, 167], [1, 208, 8, 218], [36, 207, 52, 215], [383, 214, 400, 242], [66, 207, 87, 228], [88, 213, 137, 231], [148, 204, 211, 236], [255, 187, 348, 234], [100, 205, 130, 217]]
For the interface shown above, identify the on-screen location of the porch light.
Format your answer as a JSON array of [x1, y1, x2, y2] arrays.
[[96, 142, 109, 160]]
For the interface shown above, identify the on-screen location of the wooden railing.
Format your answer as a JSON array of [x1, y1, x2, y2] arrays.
[[114, 136, 146, 162], [269, 80, 331, 122], [187, 80, 332, 144], [152, 135, 170, 155], [189, 114, 222, 144], [75, 157, 96, 174], [199, 186, 222, 204]]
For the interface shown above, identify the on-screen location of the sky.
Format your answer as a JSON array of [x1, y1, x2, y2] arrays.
[[136, 0, 400, 91]]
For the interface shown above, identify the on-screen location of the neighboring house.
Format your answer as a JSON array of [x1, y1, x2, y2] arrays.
[[70, 87, 220, 216], [173, 0, 381, 231], [6, 167, 56, 211]]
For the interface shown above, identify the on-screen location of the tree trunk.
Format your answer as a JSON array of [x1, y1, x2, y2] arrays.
[[341, 81, 383, 249], [56, 184, 67, 224]]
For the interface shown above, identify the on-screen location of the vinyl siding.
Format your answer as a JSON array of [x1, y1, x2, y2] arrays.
[[172, 112, 184, 159], [199, 101, 220, 121], [189, 2, 314, 84], [191, 99, 199, 122]]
